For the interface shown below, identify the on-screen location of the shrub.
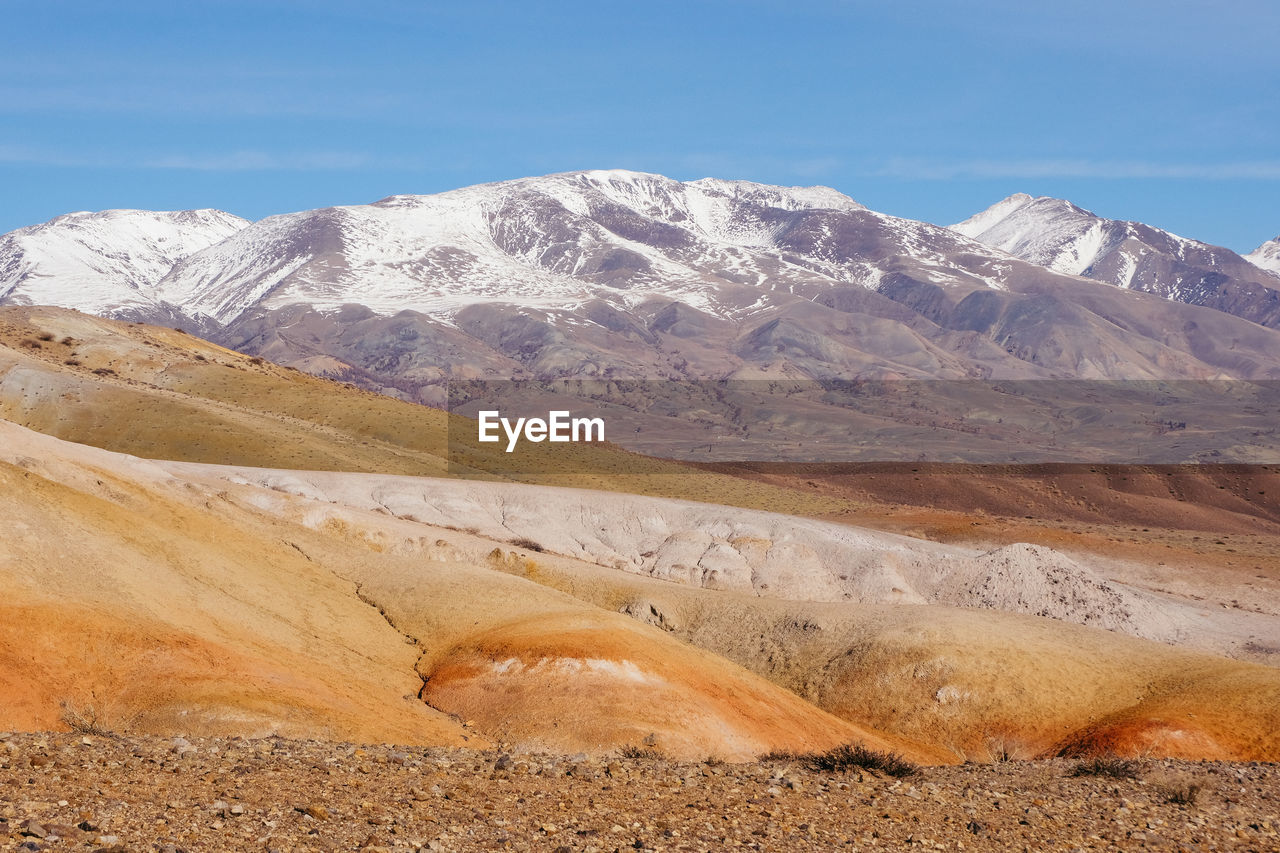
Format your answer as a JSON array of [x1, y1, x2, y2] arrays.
[[1071, 755, 1141, 779], [808, 743, 919, 777], [619, 745, 661, 759], [64, 359, 81, 367], [509, 536, 544, 552], [18, 338, 41, 349], [1154, 775, 1203, 806], [248, 356, 264, 365], [983, 733, 1029, 762], [59, 700, 118, 738], [36, 332, 54, 341]]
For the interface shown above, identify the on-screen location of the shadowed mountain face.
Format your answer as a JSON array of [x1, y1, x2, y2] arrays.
[[952, 194, 1280, 328], [4, 172, 1280, 401]]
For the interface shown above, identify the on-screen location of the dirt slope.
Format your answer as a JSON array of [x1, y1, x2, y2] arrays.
[[8, 419, 1277, 761], [1, 306, 875, 518], [178, 464, 1280, 664], [0, 418, 919, 762], [4, 307, 1280, 762]]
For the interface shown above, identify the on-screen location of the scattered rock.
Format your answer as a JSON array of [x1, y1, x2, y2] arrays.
[[0, 733, 1273, 850], [300, 805, 330, 821]]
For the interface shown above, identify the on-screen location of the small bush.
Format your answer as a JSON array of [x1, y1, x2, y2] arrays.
[[509, 537, 544, 552], [1155, 776, 1203, 806], [60, 336, 75, 345], [194, 354, 207, 361], [59, 700, 118, 738], [984, 733, 1029, 762], [1071, 755, 1141, 779], [64, 359, 81, 367], [92, 367, 116, 376], [36, 332, 54, 341], [248, 356, 264, 365], [619, 745, 660, 759], [18, 338, 41, 349], [809, 743, 919, 777]]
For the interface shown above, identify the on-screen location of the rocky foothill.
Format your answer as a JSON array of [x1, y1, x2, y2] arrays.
[[1, 733, 1277, 852]]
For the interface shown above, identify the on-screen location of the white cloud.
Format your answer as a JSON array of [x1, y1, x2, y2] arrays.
[[0, 146, 415, 172], [872, 158, 1280, 180], [144, 151, 376, 171]]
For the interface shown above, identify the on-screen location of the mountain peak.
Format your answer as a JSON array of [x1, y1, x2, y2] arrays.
[[1247, 236, 1280, 277], [950, 193, 1038, 239], [0, 208, 249, 316], [371, 171, 863, 217], [948, 193, 1280, 320]]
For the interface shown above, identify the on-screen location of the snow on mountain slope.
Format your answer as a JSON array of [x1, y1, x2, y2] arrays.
[[0, 208, 248, 317], [158, 170, 998, 326], [8, 173, 1280, 390], [1248, 237, 1280, 277], [953, 195, 1177, 280], [949, 193, 1035, 245], [951, 195, 1280, 326]]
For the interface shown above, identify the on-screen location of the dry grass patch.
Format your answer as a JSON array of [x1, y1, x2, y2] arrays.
[[1152, 772, 1204, 806], [808, 743, 920, 777], [58, 699, 128, 738], [618, 745, 661, 759]]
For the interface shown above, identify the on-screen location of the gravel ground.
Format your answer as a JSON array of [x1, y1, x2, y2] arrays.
[[1, 733, 1277, 852]]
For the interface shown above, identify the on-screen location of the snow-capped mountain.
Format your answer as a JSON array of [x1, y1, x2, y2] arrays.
[[1248, 237, 1280, 277], [951, 194, 1280, 327], [6, 171, 1280, 400], [189, 172, 1280, 391], [157, 169, 1001, 326], [0, 208, 248, 321]]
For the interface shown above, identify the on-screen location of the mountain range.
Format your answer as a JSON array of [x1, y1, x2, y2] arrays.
[[3, 171, 1280, 403]]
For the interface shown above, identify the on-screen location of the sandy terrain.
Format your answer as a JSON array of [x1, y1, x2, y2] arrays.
[[0, 418, 919, 763], [175, 462, 1280, 664], [4, 418, 1280, 763], [4, 305, 1280, 767]]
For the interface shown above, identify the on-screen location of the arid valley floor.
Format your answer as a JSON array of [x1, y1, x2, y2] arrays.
[[4, 734, 1279, 852]]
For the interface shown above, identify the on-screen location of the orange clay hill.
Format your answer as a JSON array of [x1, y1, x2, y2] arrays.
[[1, 305, 1279, 763]]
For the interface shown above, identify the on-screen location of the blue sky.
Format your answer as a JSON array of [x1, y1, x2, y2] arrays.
[[2, 0, 1277, 252]]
